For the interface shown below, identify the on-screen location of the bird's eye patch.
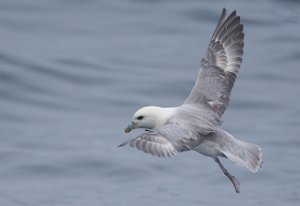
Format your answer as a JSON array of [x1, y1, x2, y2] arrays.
[[136, 115, 144, 120]]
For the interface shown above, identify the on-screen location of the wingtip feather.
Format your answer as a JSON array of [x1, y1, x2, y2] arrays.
[[117, 140, 129, 147]]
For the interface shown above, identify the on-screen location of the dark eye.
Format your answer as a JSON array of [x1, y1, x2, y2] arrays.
[[137, 115, 144, 120]]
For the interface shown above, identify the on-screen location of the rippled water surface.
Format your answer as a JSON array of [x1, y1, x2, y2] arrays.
[[1, 0, 300, 205]]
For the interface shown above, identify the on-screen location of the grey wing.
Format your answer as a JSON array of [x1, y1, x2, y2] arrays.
[[184, 8, 244, 117], [118, 123, 207, 157]]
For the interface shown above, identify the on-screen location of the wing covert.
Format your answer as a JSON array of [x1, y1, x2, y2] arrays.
[[118, 123, 209, 157]]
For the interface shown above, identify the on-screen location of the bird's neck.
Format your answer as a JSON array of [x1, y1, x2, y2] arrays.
[[151, 106, 177, 128]]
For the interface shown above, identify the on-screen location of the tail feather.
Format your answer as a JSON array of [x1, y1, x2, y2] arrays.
[[215, 130, 263, 173], [222, 141, 262, 172]]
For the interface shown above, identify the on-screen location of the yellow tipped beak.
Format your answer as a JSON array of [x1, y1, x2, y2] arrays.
[[124, 122, 135, 133], [124, 127, 131, 133]]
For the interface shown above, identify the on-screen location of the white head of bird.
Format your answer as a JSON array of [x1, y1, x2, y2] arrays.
[[124, 106, 176, 133]]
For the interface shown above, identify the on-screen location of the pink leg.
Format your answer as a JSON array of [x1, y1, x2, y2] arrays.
[[214, 157, 240, 193]]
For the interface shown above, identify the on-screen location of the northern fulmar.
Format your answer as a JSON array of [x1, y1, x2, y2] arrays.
[[119, 8, 263, 193]]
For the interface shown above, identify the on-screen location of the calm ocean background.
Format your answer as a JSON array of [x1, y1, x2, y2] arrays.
[[0, 0, 299, 205]]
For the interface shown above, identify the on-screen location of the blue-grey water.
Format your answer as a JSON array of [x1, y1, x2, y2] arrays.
[[1, 0, 300, 205]]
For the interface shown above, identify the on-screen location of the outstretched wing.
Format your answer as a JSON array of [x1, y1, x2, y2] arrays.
[[184, 8, 244, 117], [118, 123, 210, 157]]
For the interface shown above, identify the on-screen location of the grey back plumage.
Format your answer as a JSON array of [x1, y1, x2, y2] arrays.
[[184, 8, 244, 117]]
